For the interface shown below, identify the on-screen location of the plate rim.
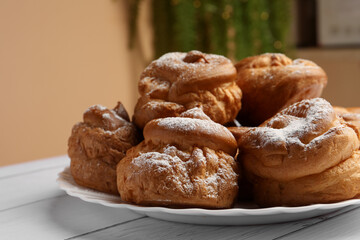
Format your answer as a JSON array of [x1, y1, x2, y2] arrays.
[[57, 167, 360, 217]]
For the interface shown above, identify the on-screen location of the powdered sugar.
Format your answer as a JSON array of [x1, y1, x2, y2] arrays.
[[130, 145, 237, 199], [131, 148, 193, 194], [144, 100, 164, 110], [156, 117, 222, 136], [292, 58, 320, 69], [85, 104, 128, 123], [279, 98, 333, 124], [102, 112, 111, 120], [85, 104, 107, 114], [291, 70, 302, 75], [144, 51, 232, 82], [262, 69, 274, 80], [163, 145, 191, 160], [180, 107, 211, 120], [248, 98, 335, 153], [132, 152, 175, 171], [157, 118, 196, 131]]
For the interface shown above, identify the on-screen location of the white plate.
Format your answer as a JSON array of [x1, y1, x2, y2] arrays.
[[57, 167, 360, 225]]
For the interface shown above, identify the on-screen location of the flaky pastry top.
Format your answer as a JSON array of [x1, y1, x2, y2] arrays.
[[235, 53, 326, 75], [68, 102, 139, 167], [232, 98, 360, 181], [133, 50, 242, 128], [144, 108, 237, 156], [235, 53, 327, 126], [117, 142, 239, 208], [141, 50, 237, 96]]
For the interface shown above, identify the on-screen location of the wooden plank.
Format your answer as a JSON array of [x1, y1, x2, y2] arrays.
[[67, 216, 298, 240], [2, 156, 360, 239], [0, 195, 143, 240], [0, 155, 72, 212], [0, 156, 144, 239], [0, 155, 68, 179], [69, 206, 360, 240], [276, 206, 360, 239], [0, 165, 67, 211]]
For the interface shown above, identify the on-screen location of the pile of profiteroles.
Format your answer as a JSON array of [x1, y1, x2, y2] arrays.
[[68, 51, 360, 208]]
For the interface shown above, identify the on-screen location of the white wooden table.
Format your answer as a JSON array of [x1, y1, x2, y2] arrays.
[[2, 155, 360, 240]]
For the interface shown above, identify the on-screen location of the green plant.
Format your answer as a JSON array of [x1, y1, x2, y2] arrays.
[[129, 0, 291, 61]]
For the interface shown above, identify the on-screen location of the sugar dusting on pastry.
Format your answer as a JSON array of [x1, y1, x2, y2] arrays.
[[179, 107, 211, 120], [133, 50, 242, 129], [157, 118, 217, 134], [118, 107, 238, 208], [144, 108, 238, 156], [84, 104, 107, 113], [238, 98, 360, 182], [68, 102, 140, 195], [128, 144, 237, 199], [254, 98, 335, 148], [146, 51, 230, 82]]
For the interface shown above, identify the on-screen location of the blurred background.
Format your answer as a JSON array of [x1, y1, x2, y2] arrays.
[[0, 0, 359, 166]]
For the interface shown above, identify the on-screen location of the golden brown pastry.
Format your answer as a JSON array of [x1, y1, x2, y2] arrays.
[[235, 53, 327, 126], [250, 150, 360, 207], [133, 50, 242, 129], [231, 98, 360, 207], [68, 102, 140, 195], [334, 106, 360, 129], [117, 108, 239, 208]]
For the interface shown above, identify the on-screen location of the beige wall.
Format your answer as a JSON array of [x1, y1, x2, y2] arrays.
[[0, 0, 152, 166], [297, 48, 360, 107], [0, 1, 359, 167]]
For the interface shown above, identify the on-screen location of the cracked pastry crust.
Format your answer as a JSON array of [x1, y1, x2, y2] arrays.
[[132, 50, 242, 129], [68, 102, 140, 195], [235, 53, 327, 126], [230, 98, 360, 206], [117, 108, 239, 208]]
